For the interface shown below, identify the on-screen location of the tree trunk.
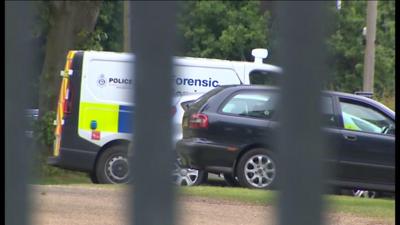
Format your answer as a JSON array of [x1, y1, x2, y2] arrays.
[[38, 1, 102, 115]]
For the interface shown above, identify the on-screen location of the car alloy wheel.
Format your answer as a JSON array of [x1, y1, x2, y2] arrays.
[[244, 154, 276, 188], [173, 163, 201, 186]]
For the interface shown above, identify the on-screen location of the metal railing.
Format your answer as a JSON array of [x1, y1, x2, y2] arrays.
[[5, 2, 38, 225], [128, 2, 178, 225]]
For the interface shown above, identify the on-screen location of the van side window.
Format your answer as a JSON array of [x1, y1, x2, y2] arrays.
[[221, 91, 277, 120]]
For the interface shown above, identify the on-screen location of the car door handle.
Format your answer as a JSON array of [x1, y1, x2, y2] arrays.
[[343, 134, 357, 141]]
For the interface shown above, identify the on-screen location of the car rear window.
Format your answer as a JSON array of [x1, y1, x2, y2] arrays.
[[189, 86, 225, 112]]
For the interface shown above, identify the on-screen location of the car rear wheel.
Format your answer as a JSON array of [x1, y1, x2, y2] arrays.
[[237, 148, 277, 189], [95, 144, 130, 184]]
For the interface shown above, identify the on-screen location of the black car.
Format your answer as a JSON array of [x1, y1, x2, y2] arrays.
[[177, 85, 395, 191]]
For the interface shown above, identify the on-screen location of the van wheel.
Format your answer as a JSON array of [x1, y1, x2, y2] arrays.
[[95, 144, 130, 184], [237, 148, 277, 189], [89, 172, 99, 184]]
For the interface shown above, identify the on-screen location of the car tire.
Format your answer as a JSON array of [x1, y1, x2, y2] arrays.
[[223, 173, 239, 187], [95, 144, 130, 184], [173, 162, 208, 186], [237, 148, 277, 189]]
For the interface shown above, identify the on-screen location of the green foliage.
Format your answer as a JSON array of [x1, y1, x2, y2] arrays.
[[33, 1, 52, 39], [327, 1, 395, 98], [34, 110, 56, 148], [376, 95, 395, 111], [76, 1, 123, 51], [34, 1, 123, 52], [95, 1, 123, 51], [177, 1, 270, 61], [77, 30, 108, 51]]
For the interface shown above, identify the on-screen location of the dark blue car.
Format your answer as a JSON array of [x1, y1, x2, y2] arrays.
[[177, 85, 395, 192]]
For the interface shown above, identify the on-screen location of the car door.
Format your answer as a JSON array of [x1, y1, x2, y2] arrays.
[[319, 95, 343, 182], [336, 97, 395, 188]]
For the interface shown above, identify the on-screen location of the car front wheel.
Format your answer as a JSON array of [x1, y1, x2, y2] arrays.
[[237, 148, 277, 189]]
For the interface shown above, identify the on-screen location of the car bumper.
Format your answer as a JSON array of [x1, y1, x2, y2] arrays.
[[176, 138, 240, 174]]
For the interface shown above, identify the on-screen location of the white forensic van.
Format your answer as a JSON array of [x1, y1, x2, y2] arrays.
[[48, 49, 282, 184]]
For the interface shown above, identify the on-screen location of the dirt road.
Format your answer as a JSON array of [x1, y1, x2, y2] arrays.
[[31, 185, 393, 225]]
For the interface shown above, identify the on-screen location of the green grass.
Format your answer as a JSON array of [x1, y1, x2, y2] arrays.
[[33, 173, 91, 185], [180, 185, 277, 205], [34, 174, 394, 220], [180, 186, 394, 219], [30, 166, 91, 185], [326, 194, 395, 219]]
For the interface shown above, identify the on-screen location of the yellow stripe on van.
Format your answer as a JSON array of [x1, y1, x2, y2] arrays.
[[53, 50, 76, 157], [78, 102, 119, 132]]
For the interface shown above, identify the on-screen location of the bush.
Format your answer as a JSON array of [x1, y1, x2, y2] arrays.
[[33, 110, 56, 149]]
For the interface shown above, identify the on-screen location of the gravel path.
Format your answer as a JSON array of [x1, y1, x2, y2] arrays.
[[30, 185, 394, 225]]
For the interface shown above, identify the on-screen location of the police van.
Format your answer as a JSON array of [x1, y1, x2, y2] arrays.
[[48, 49, 282, 184]]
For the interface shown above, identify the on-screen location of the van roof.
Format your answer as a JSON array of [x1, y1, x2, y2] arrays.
[[77, 50, 283, 73]]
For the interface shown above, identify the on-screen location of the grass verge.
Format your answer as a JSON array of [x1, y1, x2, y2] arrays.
[[30, 168, 91, 185], [180, 186, 394, 219], [34, 175, 394, 220]]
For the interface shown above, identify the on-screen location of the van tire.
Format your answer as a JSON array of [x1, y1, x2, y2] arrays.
[[236, 148, 277, 189], [95, 144, 130, 184], [89, 172, 99, 184]]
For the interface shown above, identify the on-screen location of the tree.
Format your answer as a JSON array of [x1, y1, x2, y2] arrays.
[[38, 1, 102, 115], [91, 1, 124, 52], [326, 1, 395, 98], [177, 1, 271, 61]]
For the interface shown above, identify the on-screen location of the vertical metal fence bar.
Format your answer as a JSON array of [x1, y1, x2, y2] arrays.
[[5, 2, 37, 225], [275, 2, 329, 225], [129, 2, 177, 225]]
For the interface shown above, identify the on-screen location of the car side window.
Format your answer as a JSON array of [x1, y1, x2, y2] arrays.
[[339, 99, 395, 135], [221, 91, 276, 120]]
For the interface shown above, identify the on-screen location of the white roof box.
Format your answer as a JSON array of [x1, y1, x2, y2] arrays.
[[252, 48, 269, 64]]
